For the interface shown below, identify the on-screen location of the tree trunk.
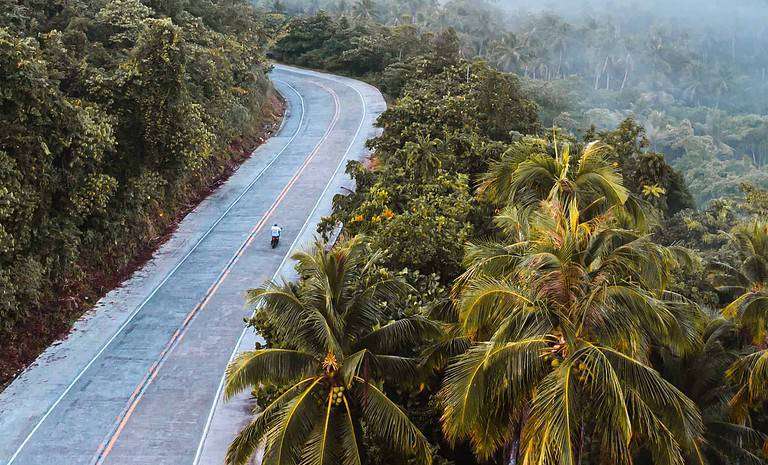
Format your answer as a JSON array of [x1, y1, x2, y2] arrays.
[[507, 419, 522, 465], [621, 53, 631, 90], [594, 64, 601, 90], [508, 439, 519, 465]]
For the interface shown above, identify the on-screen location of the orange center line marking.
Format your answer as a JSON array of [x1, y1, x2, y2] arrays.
[[91, 80, 342, 465]]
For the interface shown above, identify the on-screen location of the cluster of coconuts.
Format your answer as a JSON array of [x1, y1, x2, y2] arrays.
[[544, 356, 590, 383], [543, 353, 562, 367], [572, 362, 590, 383], [331, 385, 345, 406]]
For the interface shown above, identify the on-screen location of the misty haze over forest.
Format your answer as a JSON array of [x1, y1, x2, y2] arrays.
[[497, 0, 768, 24], [478, 0, 768, 203], [260, 0, 768, 204]]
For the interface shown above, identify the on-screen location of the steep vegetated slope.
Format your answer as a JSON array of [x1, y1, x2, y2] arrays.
[[0, 0, 278, 384]]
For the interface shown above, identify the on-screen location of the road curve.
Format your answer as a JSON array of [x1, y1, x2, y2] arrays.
[[0, 65, 386, 465]]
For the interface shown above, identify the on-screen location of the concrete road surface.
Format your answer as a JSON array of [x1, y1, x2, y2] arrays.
[[0, 65, 386, 465]]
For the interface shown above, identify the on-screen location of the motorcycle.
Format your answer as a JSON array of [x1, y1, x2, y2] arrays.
[[271, 235, 280, 248]]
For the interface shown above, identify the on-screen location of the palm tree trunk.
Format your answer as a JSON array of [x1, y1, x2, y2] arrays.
[[508, 439, 519, 465], [594, 63, 601, 90], [601, 56, 610, 90], [507, 419, 522, 465], [621, 53, 631, 90], [576, 422, 585, 465]]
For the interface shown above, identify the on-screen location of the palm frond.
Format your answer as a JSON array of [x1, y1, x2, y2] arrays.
[[624, 388, 684, 465], [226, 378, 317, 465], [520, 366, 579, 465], [225, 349, 318, 400], [599, 346, 703, 445], [440, 338, 547, 452], [356, 381, 433, 465], [356, 315, 443, 354], [420, 335, 472, 373], [266, 378, 324, 465], [727, 349, 768, 408], [298, 393, 336, 465], [457, 276, 533, 339], [338, 396, 362, 465]]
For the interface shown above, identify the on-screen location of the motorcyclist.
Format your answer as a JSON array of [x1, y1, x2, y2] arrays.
[[270, 223, 282, 248]]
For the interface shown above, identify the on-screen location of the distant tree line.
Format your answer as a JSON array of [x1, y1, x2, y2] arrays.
[[262, 0, 768, 205]]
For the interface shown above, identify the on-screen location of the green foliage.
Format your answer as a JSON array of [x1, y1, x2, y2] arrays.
[[591, 118, 695, 216], [263, 5, 768, 465], [656, 314, 767, 465], [269, 6, 768, 460], [442, 200, 704, 464], [271, 11, 455, 98], [94, 0, 153, 46], [320, 61, 537, 281], [0, 0, 274, 370], [226, 238, 439, 465], [709, 222, 768, 431]]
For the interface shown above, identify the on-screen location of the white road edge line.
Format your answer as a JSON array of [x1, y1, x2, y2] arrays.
[[89, 75, 341, 465], [191, 72, 370, 465], [5, 78, 306, 465]]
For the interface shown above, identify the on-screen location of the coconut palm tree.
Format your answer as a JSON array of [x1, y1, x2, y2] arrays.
[[477, 136, 650, 227], [489, 32, 530, 73], [712, 222, 768, 421], [402, 133, 444, 180], [657, 315, 767, 465], [440, 200, 703, 464], [727, 348, 768, 423], [224, 237, 439, 465], [716, 222, 768, 335]]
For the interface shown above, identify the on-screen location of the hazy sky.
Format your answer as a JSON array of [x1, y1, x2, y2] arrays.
[[495, 0, 768, 30]]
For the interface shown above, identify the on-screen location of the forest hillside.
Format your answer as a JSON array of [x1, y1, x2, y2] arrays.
[[0, 0, 277, 382]]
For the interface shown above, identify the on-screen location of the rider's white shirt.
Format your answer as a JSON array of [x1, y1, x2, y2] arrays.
[[271, 225, 282, 237]]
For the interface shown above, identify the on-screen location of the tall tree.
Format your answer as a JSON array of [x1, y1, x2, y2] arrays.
[[714, 222, 768, 420], [224, 238, 438, 465], [441, 200, 703, 464], [477, 137, 636, 223]]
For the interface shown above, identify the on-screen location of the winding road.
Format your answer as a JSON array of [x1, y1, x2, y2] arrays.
[[0, 65, 386, 465]]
